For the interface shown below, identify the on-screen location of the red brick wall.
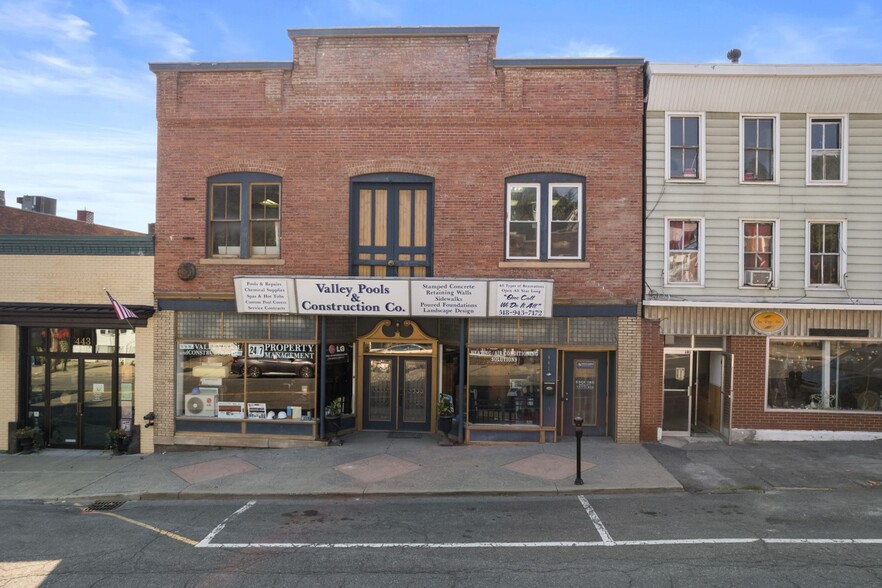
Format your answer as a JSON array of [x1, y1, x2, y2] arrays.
[[729, 336, 882, 432], [640, 319, 663, 441], [153, 32, 644, 302], [0, 207, 143, 236]]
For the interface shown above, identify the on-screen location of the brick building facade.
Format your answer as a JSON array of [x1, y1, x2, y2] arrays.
[[150, 27, 645, 448]]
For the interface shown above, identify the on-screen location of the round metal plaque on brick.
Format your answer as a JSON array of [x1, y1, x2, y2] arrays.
[[177, 262, 197, 281]]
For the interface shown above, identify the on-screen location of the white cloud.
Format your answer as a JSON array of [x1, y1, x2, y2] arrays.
[[562, 40, 619, 58], [347, 0, 399, 21], [0, 125, 157, 232], [742, 25, 840, 63], [740, 7, 882, 64], [0, 52, 152, 101], [27, 52, 94, 74], [110, 0, 195, 60], [512, 39, 619, 59], [0, 0, 94, 41]]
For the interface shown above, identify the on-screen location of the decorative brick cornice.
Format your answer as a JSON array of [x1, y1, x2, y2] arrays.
[[502, 158, 591, 178], [346, 160, 439, 178], [203, 160, 287, 177]]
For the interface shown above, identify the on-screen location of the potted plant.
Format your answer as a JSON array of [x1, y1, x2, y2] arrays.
[[324, 397, 345, 445], [14, 426, 40, 454], [106, 428, 131, 455], [437, 394, 455, 442], [325, 396, 345, 417]]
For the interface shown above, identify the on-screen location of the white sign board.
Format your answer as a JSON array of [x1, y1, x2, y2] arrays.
[[410, 280, 487, 316], [235, 277, 295, 313], [232, 276, 553, 318], [490, 281, 553, 318], [295, 278, 410, 315]]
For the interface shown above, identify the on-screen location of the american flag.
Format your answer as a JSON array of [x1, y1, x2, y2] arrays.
[[105, 290, 138, 321]]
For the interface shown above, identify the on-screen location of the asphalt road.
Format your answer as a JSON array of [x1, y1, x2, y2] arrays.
[[2, 491, 881, 587]]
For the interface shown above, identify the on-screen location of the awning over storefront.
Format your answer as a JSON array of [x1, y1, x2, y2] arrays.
[[0, 303, 155, 327]]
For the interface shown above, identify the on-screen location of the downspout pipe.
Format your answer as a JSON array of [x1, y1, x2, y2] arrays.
[[319, 316, 326, 440], [458, 318, 466, 443], [641, 60, 649, 320]]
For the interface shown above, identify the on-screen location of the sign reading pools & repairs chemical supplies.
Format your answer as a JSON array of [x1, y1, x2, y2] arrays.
[[233, 276, 552, 318], [234, 277, 295, 313]]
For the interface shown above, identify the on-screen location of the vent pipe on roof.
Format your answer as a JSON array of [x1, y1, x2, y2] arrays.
[[727, 48, 742, 64]]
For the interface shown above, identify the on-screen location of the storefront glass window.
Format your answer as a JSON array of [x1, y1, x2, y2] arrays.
[[768, 340, 882, 411], [325, 343, 354, 415], [468, 347, 541, 425], [24, 327, 135, 448], [176, 341, 318, 420]]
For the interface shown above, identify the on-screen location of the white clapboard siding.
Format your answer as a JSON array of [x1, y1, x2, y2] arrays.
[[645, 96, 882, 302]]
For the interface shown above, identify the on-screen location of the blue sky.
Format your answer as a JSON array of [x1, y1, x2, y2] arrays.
[[1, 0, 881, 232]]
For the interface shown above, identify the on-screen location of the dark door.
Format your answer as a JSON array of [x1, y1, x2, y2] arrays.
[[49, 359, 115, 448], [562, 352, 607, 436], [351, 182, 433, 277], [363, 356, 432, 431]]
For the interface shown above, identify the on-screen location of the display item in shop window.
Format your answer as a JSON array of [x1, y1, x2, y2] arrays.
[[230, 355, 315, 379]]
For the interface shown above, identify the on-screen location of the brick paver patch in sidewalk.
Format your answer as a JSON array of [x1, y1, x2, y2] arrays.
[[171, 457, 257, 484], [335, 454, 423, 484], [503, 454, 596, 481]]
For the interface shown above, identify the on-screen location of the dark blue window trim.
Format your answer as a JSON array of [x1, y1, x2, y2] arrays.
[[207, 172, 282, 259], [349, 174, 435, 277]]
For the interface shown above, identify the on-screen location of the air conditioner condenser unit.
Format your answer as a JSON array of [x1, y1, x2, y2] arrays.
[[184, 391, 218, 417]]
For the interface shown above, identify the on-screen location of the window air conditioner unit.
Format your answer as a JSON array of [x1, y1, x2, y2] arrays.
[[184, 391, 218, 417], [745, 269, 773, 286]]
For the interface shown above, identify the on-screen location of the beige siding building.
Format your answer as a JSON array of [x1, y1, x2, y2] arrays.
[[643, 63, 882, 442], [0, 206, 155, 453]]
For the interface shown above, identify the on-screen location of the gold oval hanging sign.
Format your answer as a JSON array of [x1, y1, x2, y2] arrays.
[[750, 311, 787, 335]]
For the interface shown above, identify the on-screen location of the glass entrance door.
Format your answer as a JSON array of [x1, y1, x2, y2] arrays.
[[562, 353, 607, 436], [49, 359, 115, 448], [363, 356, 432, 431], [663, 351, 692, 435]]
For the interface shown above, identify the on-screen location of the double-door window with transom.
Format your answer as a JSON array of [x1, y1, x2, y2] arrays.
[[350, 175, 434, 277]]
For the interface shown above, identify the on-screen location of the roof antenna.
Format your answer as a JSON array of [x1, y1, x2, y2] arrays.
[[727, 48, 742, 64]]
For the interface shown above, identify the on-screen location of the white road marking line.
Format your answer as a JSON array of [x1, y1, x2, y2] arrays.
[[764, 538, 882, 544], [197, 537, 882, 549], [192, 498, 882, 550], [200, 541, 609, 549], [578, 495, 615, 545], [197, 500, 256, 548]]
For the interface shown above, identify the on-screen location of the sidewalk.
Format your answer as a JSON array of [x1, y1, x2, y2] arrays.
[[1, 432, 879, 502], [646, 436, 882, 493], [0, 432, 680, 502]]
